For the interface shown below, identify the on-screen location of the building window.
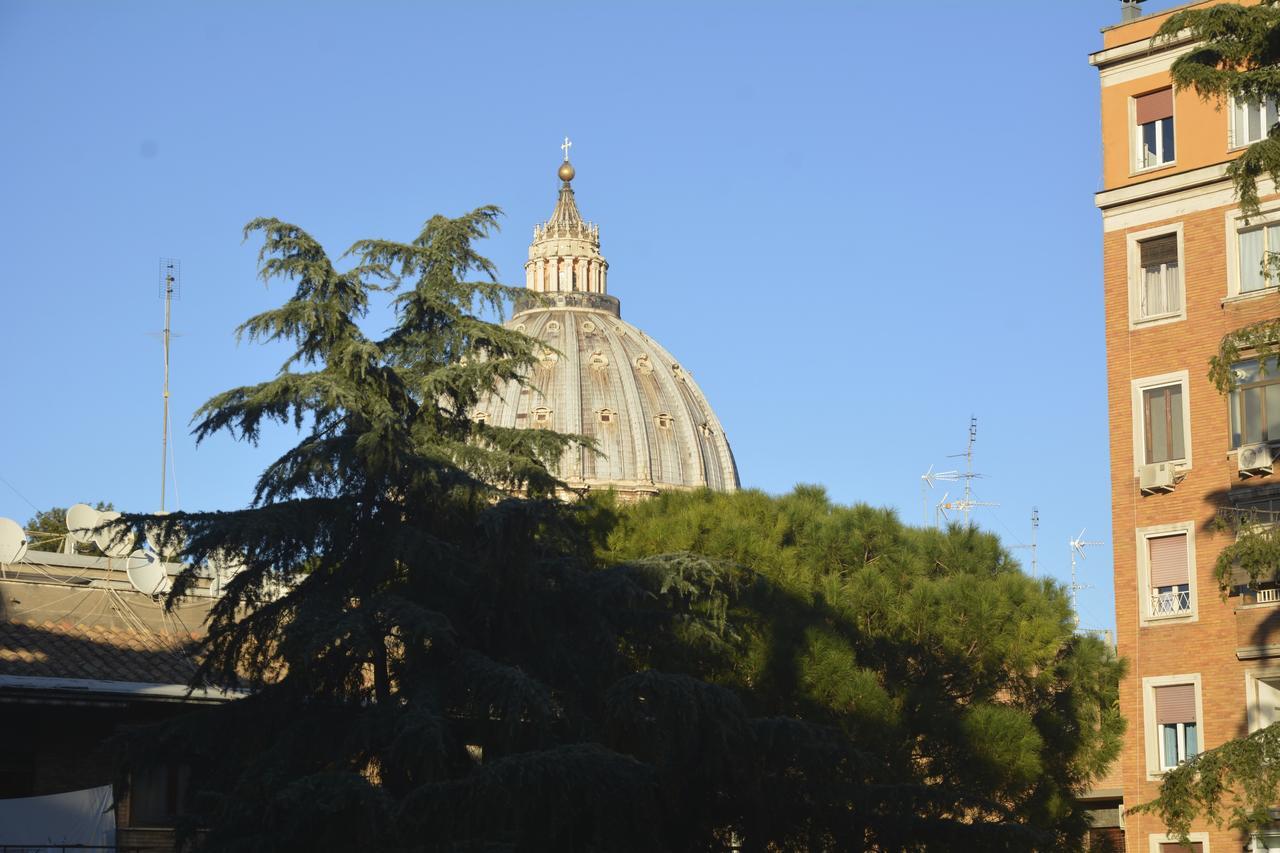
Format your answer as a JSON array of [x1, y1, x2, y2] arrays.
[[1239, 222, 1280, 294], [1137, 234, 1181, 320], [1229, 359, 1280, 448], [1143, 383, 1186, 464], [1136, 88, 1175, 170], [1143, 674, 1202, 777], [655, 412, 673, 429], [533, 406, 552, 426], [1153, 683, 1199, 770], [1247, 671, 1280, 732], [130, 764, 190, 826], [598, 408, 614, 424], [1148, 532, 1192, 617], [1232, 95, 1278, 148], [1155, 842, 1204, 853]]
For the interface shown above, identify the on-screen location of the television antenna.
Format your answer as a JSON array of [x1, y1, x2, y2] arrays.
[[920, 464, 960, 525], [1013, 507, 1040, 577], [939, 416, 997, 528], [158, 258, 180, 513], [1069, 528, 1104, 628]]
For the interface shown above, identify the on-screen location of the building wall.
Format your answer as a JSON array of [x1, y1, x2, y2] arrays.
[[1094, 3, 1279, 851]]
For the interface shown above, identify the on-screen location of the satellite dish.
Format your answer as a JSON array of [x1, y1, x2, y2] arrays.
[[126, 549, 169, 596], [0, 517, 28, 564], [92, 511, 135, 558], [206, 550, 245, 595], [65, 503, 101, 545], [144, 519, 185, 560]]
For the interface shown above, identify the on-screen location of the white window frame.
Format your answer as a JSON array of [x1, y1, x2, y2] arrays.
[[1142, 673, 1204, 779], [1149, 831, 1209, 853], [1254, 830, 1280, 852], [1132, 371, 1193, 474], [1136, 522, 1198, 627], [1225, 204, 1280, 300], [1230, 93, 1279, 150], [1227, 356, 1280, 449], [1127, 223, 1186, 328], [1245, 667, 1280, 734], [1132, 90, 1177, 174]]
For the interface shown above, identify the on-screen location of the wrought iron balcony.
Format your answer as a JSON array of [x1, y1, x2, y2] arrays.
[[1151, 589, 1192, 616]]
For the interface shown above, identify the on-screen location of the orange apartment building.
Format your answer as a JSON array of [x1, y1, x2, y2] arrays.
[[1091, 1, 1280, 851]]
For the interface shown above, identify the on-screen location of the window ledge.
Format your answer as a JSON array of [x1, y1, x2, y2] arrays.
[[1223, 287, 1280, 307], [1236, 600, 1280, 611], [1131, 311, 1185, 329], [1131, 162, 1178, 178], [1143, 611, 1196, 624]]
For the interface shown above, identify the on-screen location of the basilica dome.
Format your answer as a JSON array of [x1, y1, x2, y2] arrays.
[[474, 155, 739, 499]]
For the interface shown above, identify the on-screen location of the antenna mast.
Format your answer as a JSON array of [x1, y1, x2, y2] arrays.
[[1030, 507, 1039, 577], [1069, 528, 1103, 628], [936, 416, 997, 528], [158, 259, 180, 513]]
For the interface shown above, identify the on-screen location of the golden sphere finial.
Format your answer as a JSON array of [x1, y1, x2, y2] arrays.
[[558, 160, 576, 182]]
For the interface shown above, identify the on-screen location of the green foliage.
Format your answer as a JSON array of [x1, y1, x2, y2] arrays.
[[602, 486, 1127, 850], [1159, 1, 1280, 217], [119, 212, 1124, 851], [1133, 721, 1280, 842], [1208, 320, 1280, 394], [1212, 517, 1280, 591]]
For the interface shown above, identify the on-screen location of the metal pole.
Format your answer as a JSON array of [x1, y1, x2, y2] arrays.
[[160, 272, 173, 513]]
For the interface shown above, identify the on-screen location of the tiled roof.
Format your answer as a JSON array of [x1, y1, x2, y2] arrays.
[[0, 618, 198, 685]]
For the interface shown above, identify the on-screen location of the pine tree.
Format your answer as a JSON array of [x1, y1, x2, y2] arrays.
[[124, 211, 670, 852], [125, 211, 1122, 851], [601, 486, 1126, 851]]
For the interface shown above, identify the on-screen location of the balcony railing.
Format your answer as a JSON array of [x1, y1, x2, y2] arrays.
[[1151, 589, 1192, 616]]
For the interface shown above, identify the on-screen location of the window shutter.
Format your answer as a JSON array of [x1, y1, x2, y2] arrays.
[[1140, 234, 1178, 268], [1154, 684, 1197, 724], [1149, 533, 1189, 587], [1137, 88, 1174, 124]]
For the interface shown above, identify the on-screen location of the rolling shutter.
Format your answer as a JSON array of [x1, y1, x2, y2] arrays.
[[1140, 234, 1178, 268], [1154, 684, 1197, 725], [1137, 88, 1174, 124], [1148, 533, 1189, 588]]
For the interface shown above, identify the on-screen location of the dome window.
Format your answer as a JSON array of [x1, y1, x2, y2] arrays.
[[546, 320, 561, 334], [589, 350, 609, 371], [538, 347, 558, 364], [473, 412, 488, 424], [533, 407, 553, 426], [581, 320, 596, 333], [599, 408, 615, 424], [655, 412, 674, 430], [514, 323, 527, 333]]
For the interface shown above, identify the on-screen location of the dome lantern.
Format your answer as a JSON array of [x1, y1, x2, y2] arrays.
[[488, 145, 739, 501]]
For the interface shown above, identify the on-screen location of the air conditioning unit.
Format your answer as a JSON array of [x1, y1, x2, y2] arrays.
[[1238, 442, 1275, 478], [1139, 462, 1177, 495]]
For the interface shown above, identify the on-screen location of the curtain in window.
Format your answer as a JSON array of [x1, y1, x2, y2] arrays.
[[1241, 227, 1265, 292], [1144, 385, 1184, 463], [1139, 235, 1179, 316]]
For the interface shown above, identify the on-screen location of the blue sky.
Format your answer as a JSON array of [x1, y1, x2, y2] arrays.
[[0, 0, 1158, 634]]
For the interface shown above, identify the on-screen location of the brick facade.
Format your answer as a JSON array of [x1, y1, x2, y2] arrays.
[[1093, 3, 1279, 850]]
